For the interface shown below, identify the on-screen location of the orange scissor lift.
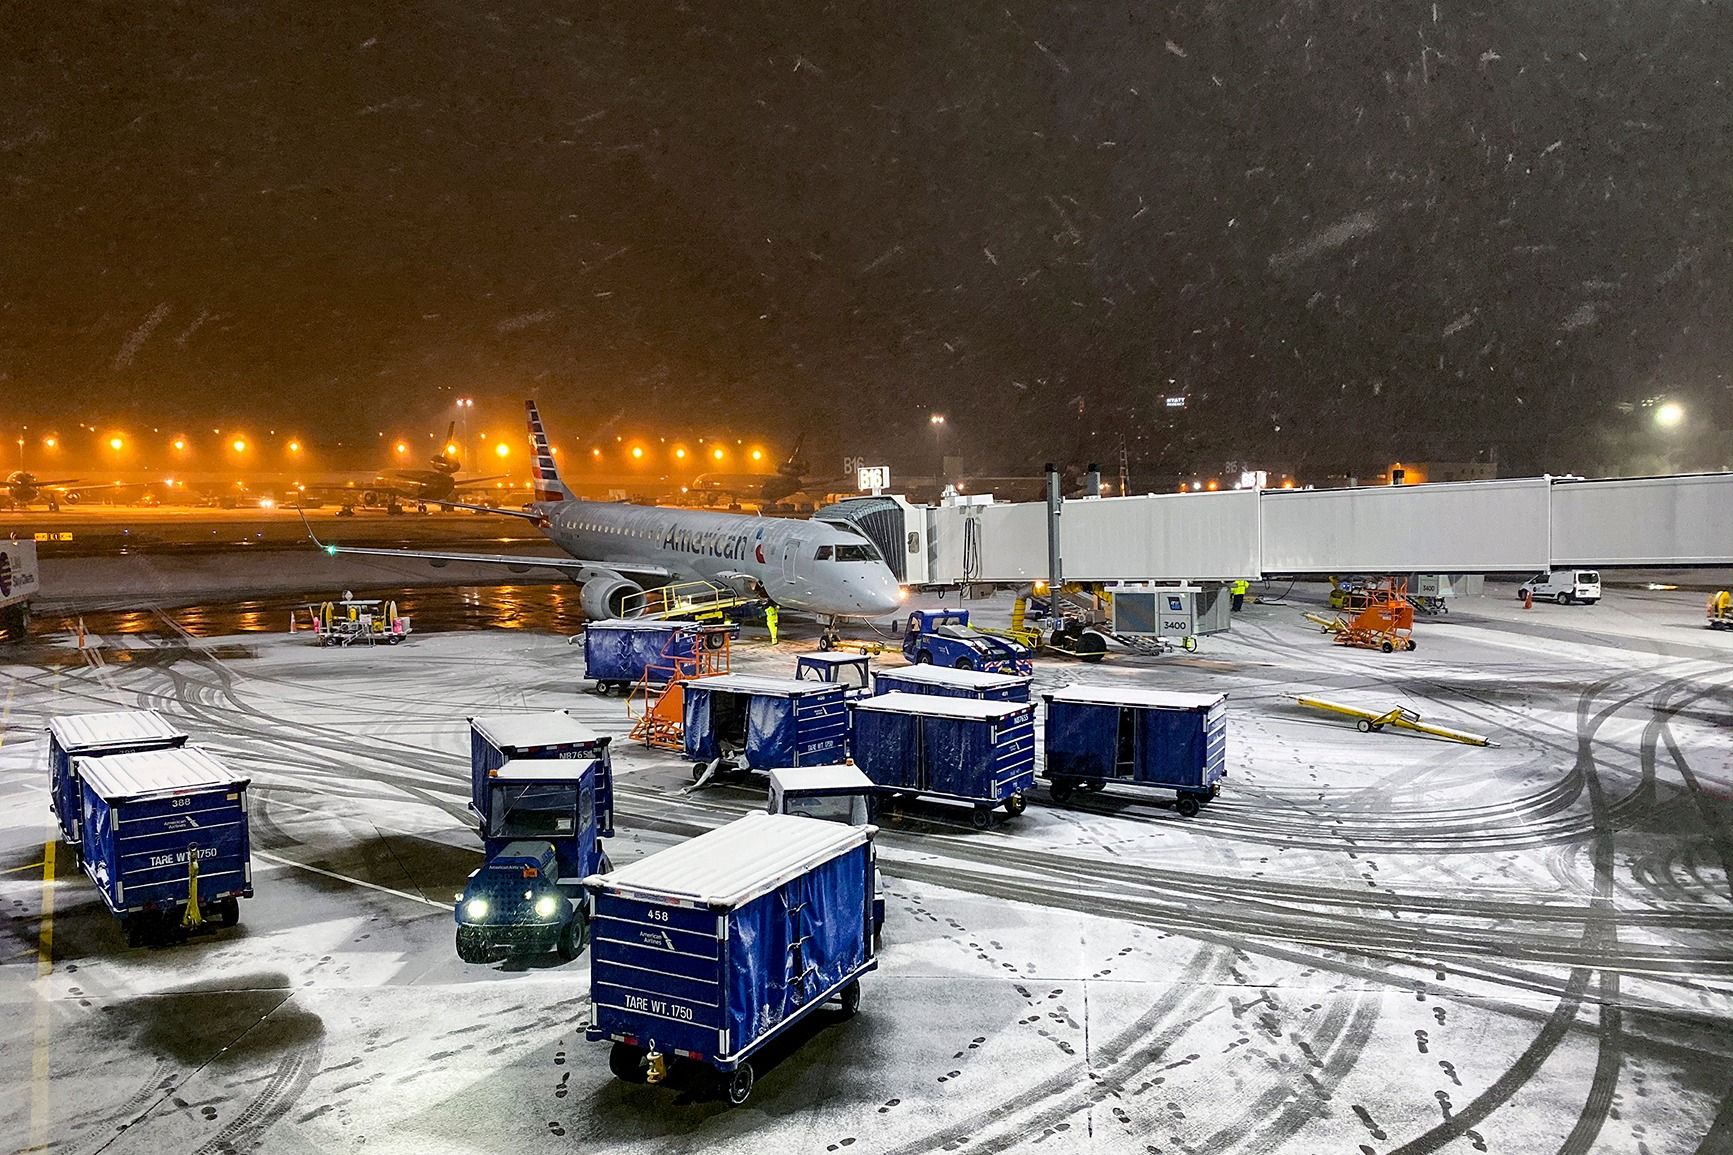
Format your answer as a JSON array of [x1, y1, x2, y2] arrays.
[[1305, 577, 1418, 653], [628, 628, 736, 750]]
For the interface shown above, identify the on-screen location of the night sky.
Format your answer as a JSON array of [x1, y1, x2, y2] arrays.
[[4, 2, 1728, 476]]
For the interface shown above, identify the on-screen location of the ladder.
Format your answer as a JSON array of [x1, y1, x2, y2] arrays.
[[628, 630, 734, 750], [619, 580, 759, 621]]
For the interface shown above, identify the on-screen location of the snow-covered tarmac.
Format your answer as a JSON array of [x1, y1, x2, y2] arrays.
[[2, 584, 1729, 1153]]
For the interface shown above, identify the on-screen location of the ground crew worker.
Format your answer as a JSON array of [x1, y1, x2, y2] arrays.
[[1231, 578, 1249, 612], [764, 602, 779, 645]]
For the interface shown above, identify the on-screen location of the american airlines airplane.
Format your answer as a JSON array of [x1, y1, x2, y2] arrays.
[[306, 401, 904, 631]]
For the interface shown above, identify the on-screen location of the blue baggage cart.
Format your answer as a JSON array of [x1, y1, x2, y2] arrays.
[[581, 619, 735, 695], [848, 692, 1036, 828], [682, 674, 848, 782], [767, 765, 886, 945], [468, 712, 614, 832], [793, 651, 873, 697], [454, 754, 614, 964], [585, 811, 876, 1106], [47, 710, 188, 852], [871, 663, 1032, 702], [1041, 685, 1228, 817], [74, 745, 252, 946]]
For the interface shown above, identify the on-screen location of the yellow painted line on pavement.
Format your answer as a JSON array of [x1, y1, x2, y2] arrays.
[[36, 841, 54, 976], [2, 860, 47, 875], [30, 840, 56, 1151]]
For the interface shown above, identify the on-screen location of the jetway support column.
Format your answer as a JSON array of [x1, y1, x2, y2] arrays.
[[1045, 463, 1064, 594]]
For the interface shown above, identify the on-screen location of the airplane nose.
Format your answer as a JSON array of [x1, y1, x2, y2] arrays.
[[862, 580, 902, 615]]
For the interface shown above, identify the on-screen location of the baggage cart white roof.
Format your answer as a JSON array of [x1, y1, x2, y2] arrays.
[[589, 811, 871, 908], [586, 618, 693, 632], [75, 746, 247, 800], [486, 758, 598, 783], [796, 652, 872, 666], [1045, 685, 1227, 711], [851, 691, 1031, 720], [767, 765, 874, 794], [470, 712, 608, 750], [47, 710, 186, 752], [876, 664, 1029, 689], [683, 673, 829, 695]]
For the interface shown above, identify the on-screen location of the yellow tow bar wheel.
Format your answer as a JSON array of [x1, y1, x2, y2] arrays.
[[181, 843, 203, 930]]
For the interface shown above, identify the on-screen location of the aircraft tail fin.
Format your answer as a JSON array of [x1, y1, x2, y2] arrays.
[[524, 400, 573, 502]]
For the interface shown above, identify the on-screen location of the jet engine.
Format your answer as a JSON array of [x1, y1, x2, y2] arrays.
[[580, 576, 641, 620]]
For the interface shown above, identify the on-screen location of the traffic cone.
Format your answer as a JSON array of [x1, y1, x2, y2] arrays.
[[1523, 589, 1533, 611]]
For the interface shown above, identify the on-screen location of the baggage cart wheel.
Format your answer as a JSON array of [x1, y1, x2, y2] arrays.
[[724, 1062, 755, 1107], [1356, 719, 1373, 733], [556, 912, 589, 961], [838, 979, 862, 1018], [1406, 639, 1418, 651], [216, 897, 240, 928], [1176, 795, 1201, 819], [1004, 792, 1028, 816], [1049, 780, 1076, 805], [1082, 779, 1105, 793], [125, 916, 147, 948], [692, 762, 709, 782], [969, 807, 993, 830], [609, 1043, 648, 1083], [1380, 641, 1394, 653]]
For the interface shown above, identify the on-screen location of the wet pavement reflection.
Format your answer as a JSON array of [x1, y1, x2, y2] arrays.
[[59, 583, 585, 638]]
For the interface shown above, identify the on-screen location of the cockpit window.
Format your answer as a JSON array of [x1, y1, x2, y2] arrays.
[[834, 543, 880, 562], [813, 545, 834, 560]]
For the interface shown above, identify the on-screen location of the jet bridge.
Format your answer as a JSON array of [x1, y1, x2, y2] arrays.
[[912, 472, 1732, 584]]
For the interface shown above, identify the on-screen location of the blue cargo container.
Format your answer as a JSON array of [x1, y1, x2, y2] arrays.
[[75, 746, 252, 945], [469, 712, 613, 835], [1041, 685, 1228, 817], [871, 663, 1032, 702], [47, 711, 187, 851], [848, 692, 1036, 828], [582, 619, 734, 695], [682, 674, 848, 781], [586, 811, 876, 1106]]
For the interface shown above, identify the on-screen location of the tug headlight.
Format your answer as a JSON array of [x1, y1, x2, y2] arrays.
[[534, 894, 561, 920], [464, 898, 489, 920]]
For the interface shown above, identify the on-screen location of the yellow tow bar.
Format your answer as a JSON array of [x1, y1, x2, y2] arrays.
[[1293, 696, 1497, 747], [181, 844, 203, 930]]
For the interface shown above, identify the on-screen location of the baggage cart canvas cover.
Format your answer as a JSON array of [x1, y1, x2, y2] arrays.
[[1046, 696, 1226, 789], [590, 813, 871, 1062], [584, 620, 693, 684]]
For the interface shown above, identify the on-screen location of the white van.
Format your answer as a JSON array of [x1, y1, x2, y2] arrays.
[[1518, 569, 1601, 606]]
